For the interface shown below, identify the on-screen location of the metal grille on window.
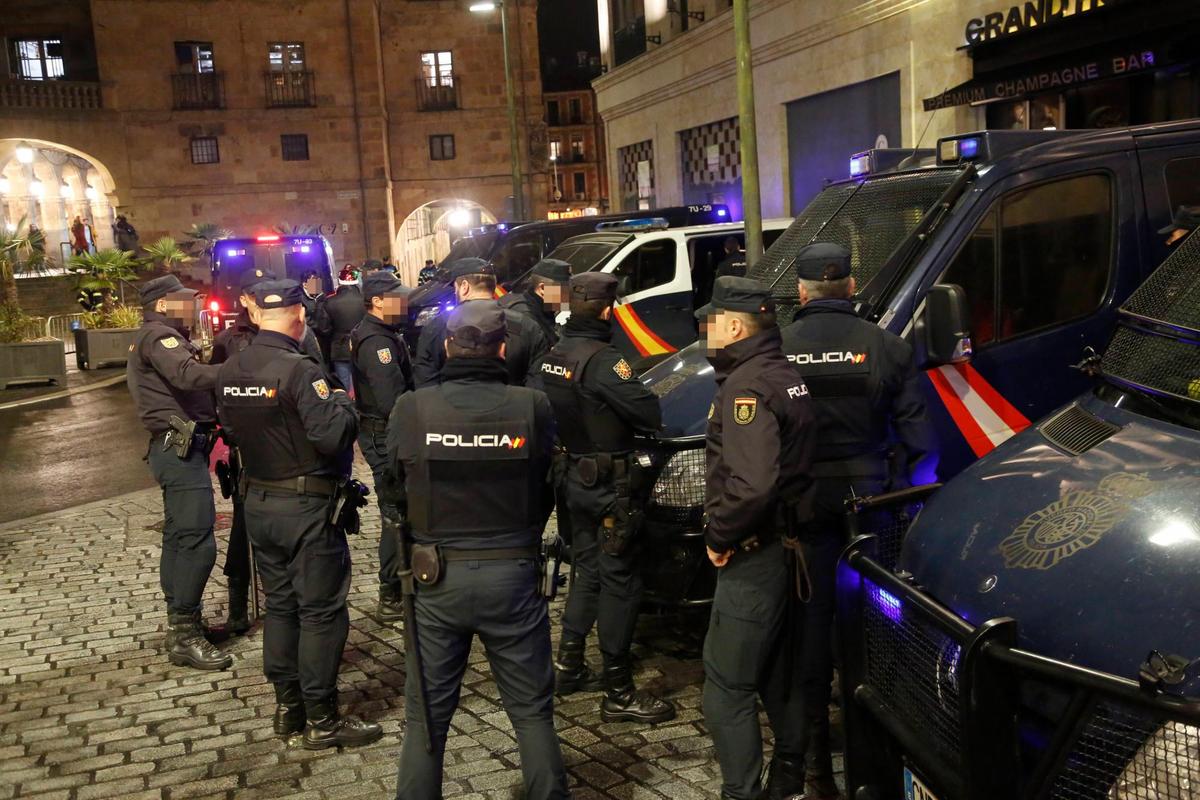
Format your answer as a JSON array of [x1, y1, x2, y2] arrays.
[[280, 134, 309, 162], [190, 137, 219, 165]]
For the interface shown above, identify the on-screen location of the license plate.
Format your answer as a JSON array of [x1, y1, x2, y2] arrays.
[[904, 767, 940, 800]]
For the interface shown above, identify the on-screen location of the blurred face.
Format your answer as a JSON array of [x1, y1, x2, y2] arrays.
[[161, 292, 198, 326], [303, 275, 322, 296], [701, 311, 747, 354], [372, 294, 408, 325], [541, 281, 567, 312]]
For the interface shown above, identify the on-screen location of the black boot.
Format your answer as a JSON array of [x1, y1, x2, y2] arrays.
[[167, 612, 233, 671], [273, 682, 306, 736], [554, 636, 604, 695], [375, 585, 405, 624], [805, 720, 842, 800], [762, 752, 807, 800], [226, 585, 252, 635], [600, 658, 676, 724], [302, 696, 383, 750]]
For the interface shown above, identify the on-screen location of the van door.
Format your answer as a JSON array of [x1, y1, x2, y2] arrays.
[[927, 162, 1140, 478], [1135, 143, 1200, 271], [609, 237, 692, 363]]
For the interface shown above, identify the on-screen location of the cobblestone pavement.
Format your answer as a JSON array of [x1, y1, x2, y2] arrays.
[[0, 468, 844, 799]]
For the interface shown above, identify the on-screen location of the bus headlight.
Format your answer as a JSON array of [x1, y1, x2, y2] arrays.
[[650, 449, 705, 509], [1110, 721, 1200, 799]]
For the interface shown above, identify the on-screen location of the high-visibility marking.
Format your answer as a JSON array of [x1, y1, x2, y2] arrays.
[[494, 286, 508, 298], [613, 303, 675, 357], [958, 363, 1031, 435], [928, 367, 993, 458], [927, 363, 1030, 458]]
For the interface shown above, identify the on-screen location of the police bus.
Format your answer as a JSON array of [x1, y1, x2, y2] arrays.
[[207, 234, 336, 332]]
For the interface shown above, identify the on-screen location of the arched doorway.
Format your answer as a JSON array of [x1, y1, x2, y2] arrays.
[[0, 139, 120, 267], [394, 198, 495, 285]]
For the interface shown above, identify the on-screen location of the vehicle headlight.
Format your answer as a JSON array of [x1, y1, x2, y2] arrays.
[[1109, 720, 1200, 799], [650, 449, 706, 509], [414, 305, 445, 327]]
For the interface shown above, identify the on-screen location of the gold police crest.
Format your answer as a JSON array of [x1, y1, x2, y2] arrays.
[[733, 396, 757, 425], [613, 359, 633, 380], [160, 336, 179, 349], [312, 379, 331, 400], [377, 348, 392, 365]]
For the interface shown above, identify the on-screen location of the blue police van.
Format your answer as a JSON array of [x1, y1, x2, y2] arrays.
[[208, 234, 336, 333], [834, 229, 1200, 800], [634, 119, 1200, 607]]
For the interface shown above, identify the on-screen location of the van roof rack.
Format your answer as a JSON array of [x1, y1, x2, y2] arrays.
[[595, 217, 670, 232]]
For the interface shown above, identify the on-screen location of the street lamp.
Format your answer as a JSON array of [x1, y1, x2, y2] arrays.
[[469, 0, 524, 221]]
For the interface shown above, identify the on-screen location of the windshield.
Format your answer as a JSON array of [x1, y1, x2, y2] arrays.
[[437, 231, 501, 277], [749, 169, 961, 321], [552, 240, 623, 274], [213, 240, 333, 301]]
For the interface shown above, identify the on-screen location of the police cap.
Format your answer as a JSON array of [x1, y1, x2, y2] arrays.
[[362, 271, 407, 301], [1158, 205, 1200, 235], [570, 272, 618, 303], [695, 276, 774, 319], [139, 274, 196, 306], [239, 268, 277, 294], [254, 279, 304, 309], [794, 242, 851, 281], [445, 257, 494, 281], [446, 300, 506, 347], [530, 258, 572, 284]]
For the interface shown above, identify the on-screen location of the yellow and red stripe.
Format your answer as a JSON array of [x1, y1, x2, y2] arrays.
[[612, 303, 676, 358], [494, 286, 508, 298], [927, 363, 1031, 458]]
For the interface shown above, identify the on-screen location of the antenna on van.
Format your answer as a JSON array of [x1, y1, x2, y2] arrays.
[[897, 92, 944, 171]]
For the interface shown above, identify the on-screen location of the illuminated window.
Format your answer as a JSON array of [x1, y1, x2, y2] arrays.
[[268, 42, 306, 72], [14, 39, 65, 80], [571, 135, 585, 160], [175, 41, 215, 74], [549, 139, 561, 160], [190, 137, 220, 165], [281, 134, 309, 161], [429, 134, 455, 161], [420, 51, 454, 87]]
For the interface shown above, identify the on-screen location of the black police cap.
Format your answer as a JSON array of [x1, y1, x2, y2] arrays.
[[570, 272, 618, 303], [1158, 205, 1200, 235], [447, 300, 506, 347], [139, 274, 196, 306], [695, 276, 775, 319], [362, 271, 407, 301], [254, 279, 304, 309], [445, 257, 494, 281], [239, 268, 277, 294], [794, 242, 851, 281], [531, 258, 571, 284]]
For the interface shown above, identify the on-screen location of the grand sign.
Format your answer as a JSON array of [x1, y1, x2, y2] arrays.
[[965, 0, 1113, 47]]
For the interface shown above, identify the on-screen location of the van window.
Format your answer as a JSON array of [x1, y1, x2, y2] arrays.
[[614, 239, 677, 295], [1165, 156, 1200, 212], [998, 174, 1111, 338], [492, 229, 542, 284], [941, 210, 997, 344]]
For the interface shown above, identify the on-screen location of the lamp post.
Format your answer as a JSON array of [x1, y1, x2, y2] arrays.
[[470, 1, 525, 221], [733, 0, 762, 268]]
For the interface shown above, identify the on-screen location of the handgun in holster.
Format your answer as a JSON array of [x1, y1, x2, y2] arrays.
[[215, 444, 243, 500], [600, 455, 645, 558], [328, 479, 371, 535], [539, 533, 566, 599], [165, 415, 198, 459]]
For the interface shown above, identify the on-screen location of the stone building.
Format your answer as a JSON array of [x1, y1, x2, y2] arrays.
[[594, 0, 1200, 218], [545, 87, 609, 220], [0, 0, 548, 285]]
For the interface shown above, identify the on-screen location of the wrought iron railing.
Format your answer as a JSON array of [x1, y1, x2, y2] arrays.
[[0, 78, 102, 110], [264, 70, 315, 108], [171, 72, 225, 110]]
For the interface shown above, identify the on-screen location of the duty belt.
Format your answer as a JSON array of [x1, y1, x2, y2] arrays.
[[359, 416, 388, 434], [439, 546, 539, 562], [570, 452, 631, 483], [812, 454, 888, 480], [245, 475, 339, 497]]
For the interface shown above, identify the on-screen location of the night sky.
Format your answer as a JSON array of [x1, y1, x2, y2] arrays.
[[538, 1, 602, 91]]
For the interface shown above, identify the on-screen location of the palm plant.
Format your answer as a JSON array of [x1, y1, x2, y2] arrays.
[[183, 222, 232, 274], [0, 219, 47, 307], [273, 221, 319, 235], [142, 236, 195, 272], [68, 248, 144, 313]]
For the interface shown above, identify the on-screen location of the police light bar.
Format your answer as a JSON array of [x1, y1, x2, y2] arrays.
[[595, 217, 670, 232], [256, 234, 281, 242], [849, 152, 872, 178], [937, 135, 985, 165]]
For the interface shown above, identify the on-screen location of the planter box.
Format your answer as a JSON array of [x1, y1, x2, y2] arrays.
[[74, 328, 138, 370], [0, 339, 67, 390]]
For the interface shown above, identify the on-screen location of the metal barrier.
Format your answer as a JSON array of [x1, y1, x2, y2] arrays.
[[843, 483, 942, 572], [837, 537, 1200, 800], [45, 313, 85, 354]]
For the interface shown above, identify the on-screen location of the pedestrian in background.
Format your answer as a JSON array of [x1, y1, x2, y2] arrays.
[[71, 215, 88, 255]]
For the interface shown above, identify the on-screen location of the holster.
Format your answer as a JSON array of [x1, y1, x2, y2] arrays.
[[410, 544, 443, 586], [215, 461, 233, 499], [328, 479, 371, 535], [600, 458, 644, 557]]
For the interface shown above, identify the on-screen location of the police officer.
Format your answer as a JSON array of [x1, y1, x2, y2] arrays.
[[127, 275, 232, 671], [698, 276, 817, 800], [498, 258, 571, 344], [315, 266, 365, 391], [539, 272, 676, 724], [413, 257, 549, 388], [215, 280, 382, 749], [350, 271, 414, 623], [387, 302, 568, 799], [715, 236, 747, 279], [781, 243, 936, 798]]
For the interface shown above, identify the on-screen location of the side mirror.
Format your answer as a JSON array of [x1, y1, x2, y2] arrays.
[[921, 283, 973, 366], [615, 275, 632, 298]]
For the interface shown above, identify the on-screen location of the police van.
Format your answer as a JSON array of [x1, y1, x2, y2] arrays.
[[834, 231, 1200, 800], [634, 119, 1200, 606], [404, 204, 730, 348], [208, 234, 336, 332], [534, 217, 792, 365]]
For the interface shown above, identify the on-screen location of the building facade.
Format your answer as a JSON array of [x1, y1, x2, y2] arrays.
[[595, 0, 1200, 218], [0, 0, 548, 284], [545, 88, 609, 219]]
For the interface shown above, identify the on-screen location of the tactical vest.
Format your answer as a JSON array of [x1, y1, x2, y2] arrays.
[[217, 350, 326, 480], [350, 324, 402, 419], [538, 338, 633, 454], [406, 385, 539, 540]]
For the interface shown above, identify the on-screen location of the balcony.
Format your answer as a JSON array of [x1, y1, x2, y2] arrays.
[[0, 78, 102, 110], [613, 16, 647, 68], [415, 77, 459, 112], [265, 70, 316, 108], [171, 72, 225, 110]]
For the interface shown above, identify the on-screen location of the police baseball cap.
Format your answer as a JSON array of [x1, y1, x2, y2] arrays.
[[531, 258, 571, 284], [363, 271, 407, 301], [570, 272, 618, 303], [1158, 205, 1200, 235], [446, 300, 506, 347], [445, 257, 494, 281], [695, 276, 775, 319], [139, 274, 196, 305], [239, 268, 277, 294], [254, 279, 304, 309], [794, 242, 851, 281]]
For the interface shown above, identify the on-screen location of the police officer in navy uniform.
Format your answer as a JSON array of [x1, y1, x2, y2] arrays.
[[315, 266, 365, 391], [498, 258, 571, 344], [349, 271, 413, 623], [127, 274, 232, 671], [539, 272, 676, 724], [699, 276, 817, 800], [215, 279, 382, 749], [781, 243, 936, 798], [387, 302, 568, 799], [413, 258, 549, 388]]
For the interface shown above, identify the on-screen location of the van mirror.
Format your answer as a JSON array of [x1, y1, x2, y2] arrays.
[[615, 274, 632, 298], [922, 283, 973, 366]]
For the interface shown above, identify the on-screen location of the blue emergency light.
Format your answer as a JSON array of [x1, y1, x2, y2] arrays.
[[849, 152, 872, 178], [717, 208, 728, 218], [938, 135, 985, 165], [596, 217, 670, 232]]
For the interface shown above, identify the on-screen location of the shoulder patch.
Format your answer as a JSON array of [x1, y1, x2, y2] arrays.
[[733, 396, 757, 425], [312, 379, 331, 400], [160, 336, 179, 350], [377, 347, 392, 365], [707, 402, 715, 420], [613, 358, 633, 380]]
